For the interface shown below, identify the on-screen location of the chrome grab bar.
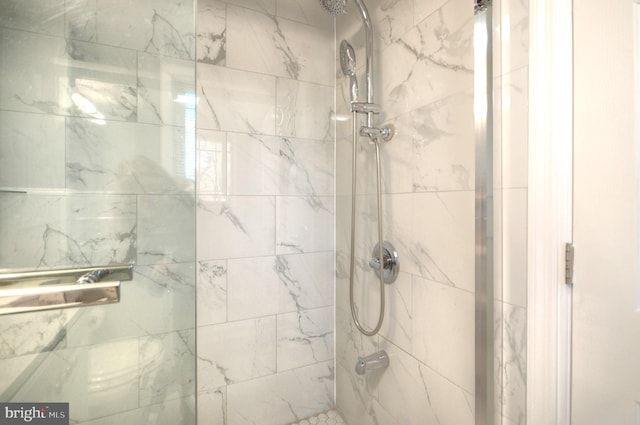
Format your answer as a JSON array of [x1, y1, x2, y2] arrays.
[[0, 264, 133, 315]]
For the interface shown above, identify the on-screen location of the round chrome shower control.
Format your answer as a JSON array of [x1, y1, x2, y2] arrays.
[[368, 241, 399, 284]]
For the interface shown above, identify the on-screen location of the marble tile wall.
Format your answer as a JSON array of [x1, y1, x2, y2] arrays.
[[0, 1, 197, 423], [335, 0, 476, 424], [193, 1, 336, 424], [492, 1, 529, 424], [334, 0, 529, 422]]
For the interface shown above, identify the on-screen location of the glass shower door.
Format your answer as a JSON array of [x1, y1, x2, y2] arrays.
[[0, 1, 197, 423]]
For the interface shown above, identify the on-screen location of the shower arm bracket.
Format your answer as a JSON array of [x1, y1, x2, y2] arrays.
[[351, 101, 381, 114], [360, 123, 394, 143], [350, 103, 394, 143]]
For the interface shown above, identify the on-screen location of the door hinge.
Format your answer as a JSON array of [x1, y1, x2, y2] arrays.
[[565, 242, 575, 285]]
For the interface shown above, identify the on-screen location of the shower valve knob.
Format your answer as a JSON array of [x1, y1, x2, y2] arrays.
[[368, 241, 400, 284]]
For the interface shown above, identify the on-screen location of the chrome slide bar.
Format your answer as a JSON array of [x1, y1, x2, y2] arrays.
[[0, 264, 133, 315]]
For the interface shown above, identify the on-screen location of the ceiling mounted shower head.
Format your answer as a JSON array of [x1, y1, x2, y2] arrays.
[[319, 0, 347, 15]]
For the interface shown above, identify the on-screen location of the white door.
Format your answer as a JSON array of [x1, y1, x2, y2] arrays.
[[572, 0, 640, 423]]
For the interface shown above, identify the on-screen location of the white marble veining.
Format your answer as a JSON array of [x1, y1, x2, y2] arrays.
[[138, 195, 196, 265], [10, 338, 140, 423], [65, 0, 98, 42], [226, 5, 334, 85], [96, 0, 195, 59], [197, 260, 228, 326], [380, 0, 474, 117], [226, 361, 334, 425], [66, 118, 193, 193], [1, 2, 200, 424], [500, 303, 526, 424], [377, 343, 474, 425], [276, 196, 334, 254], [125, 263, 196, 334], [197, 195, 275, 260], [408, 92, 475, 192], [197, 388, 226, 425], [67, 39, 138, 122], [277, 252, 334, 312], [277, 307, 334, 371], [226, 256, 280, 321], [198, 132, 334, 198], [336, 361, 401, 425], [414, 0, 450, 27], [370, 0, 415, 46], [139, 330, 196, 407], [194, 6, 337, 422], [0, 193, 136, 270], [66, 118, 194, 194], [276, 0, 334, 28], [137, 53, 195, 126], [0, 309, 74, 360], [197, 63, 276, 134], [380, 271, 412, 353], [0, 111, 65, 189], [276, 78, 334, 140], [0, 29, 68, 115], [382, 192, 474, 291], [197, 317, 276, 391], [229, 0, 276, 15], [197, 0, 226, 66], [334, 307, 378, 375], [411, 276, 475, 393], [1, 0, 65, 35], [197, 129, 228, 195], [277, 137, 334, 197], [220, 132, 281, 196]]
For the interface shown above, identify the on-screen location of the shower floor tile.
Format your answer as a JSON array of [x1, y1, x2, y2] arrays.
[[289, 410, 345, 425]]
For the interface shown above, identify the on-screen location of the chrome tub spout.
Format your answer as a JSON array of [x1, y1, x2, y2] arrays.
[[355, 350, 389, 375]]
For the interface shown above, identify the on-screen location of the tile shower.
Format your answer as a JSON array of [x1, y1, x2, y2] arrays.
[[0, 1, 529, 425]]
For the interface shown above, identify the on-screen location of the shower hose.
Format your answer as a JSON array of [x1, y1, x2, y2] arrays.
[[349, 110, 386, 336]]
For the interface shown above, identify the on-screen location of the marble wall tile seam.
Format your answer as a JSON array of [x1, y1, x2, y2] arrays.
[[196, 310, 333, 330], [411, 0, 467, 29], [410, 274, 476, 295], [197, 358, 334, 389], [378, 334, 475, 397], [2, 26, 193, 61], [48, 326, 197, 353], [0, 109, 195, 129], [197, 62, 334, 91], [217, 0, 336, 29], [381, 83, 475, 125], [197, 129, 335, 145], [195, 250, 337, 263], [61, 189, 195, 196]]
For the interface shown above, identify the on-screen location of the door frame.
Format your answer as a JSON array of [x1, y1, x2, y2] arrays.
[[527, 0, 573, 424]]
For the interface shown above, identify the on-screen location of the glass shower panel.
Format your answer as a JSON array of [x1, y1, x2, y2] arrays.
[[0, 1, 197, 424]]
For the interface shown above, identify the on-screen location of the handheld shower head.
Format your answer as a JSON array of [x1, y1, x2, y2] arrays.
[[320, 0, 347, 15], [340, 40, 359, 102], [340, 40, 356, 77]]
